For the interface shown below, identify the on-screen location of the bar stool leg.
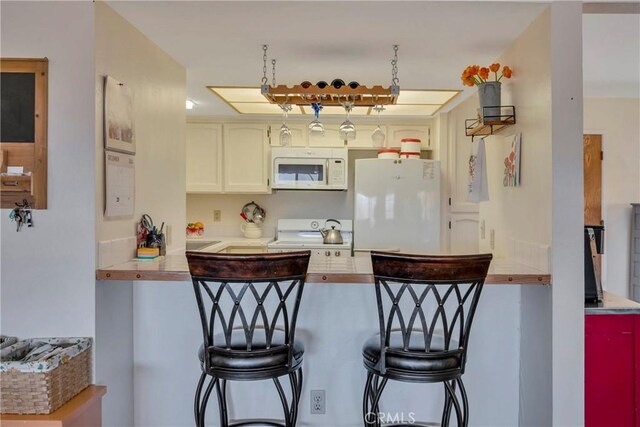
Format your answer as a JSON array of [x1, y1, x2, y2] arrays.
[[363, 372, 374, 427], [441, 379, 456, 427], [456, 377, 469, 427], [215, 379, 229, 427], [194, 372, 207, 425], [198, 376, 218, 427], [274, 376, 292, 427], [289, 368, 303, 426], [370, 375, 388, 427], [444, 380, 464, 427]]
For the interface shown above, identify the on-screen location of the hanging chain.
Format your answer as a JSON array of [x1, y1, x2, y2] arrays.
[[261, 45, 268, 85], [391, 45, 399, 85], [272, 59, 277, 87]]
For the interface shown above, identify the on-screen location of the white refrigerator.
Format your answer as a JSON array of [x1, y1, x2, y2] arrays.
[[353, 158, 441, 254]]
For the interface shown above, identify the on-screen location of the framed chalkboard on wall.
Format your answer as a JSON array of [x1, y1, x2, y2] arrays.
[[0, 58, 48, 209]]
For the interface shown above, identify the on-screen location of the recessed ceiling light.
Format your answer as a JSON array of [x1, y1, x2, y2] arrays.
[[230, 102, 304, 115], [186, 100, 195, 110], [208, 87, 266, 103]]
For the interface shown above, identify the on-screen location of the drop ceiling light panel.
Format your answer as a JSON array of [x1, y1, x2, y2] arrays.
[[208, 87, 265, 103], [382, 105, 442, 116], [397, 90, 459, 105], [208, 86, 458, 116], [230, 103, 304, 115]]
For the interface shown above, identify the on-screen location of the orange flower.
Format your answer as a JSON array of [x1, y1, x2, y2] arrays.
[[479, 67, 490, 80], [489, 63, 500, 73], [503, 66, 513, 78]]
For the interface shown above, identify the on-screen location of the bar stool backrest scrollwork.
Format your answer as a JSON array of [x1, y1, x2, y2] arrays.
[[186, 251, 311, 373], [370, 251, 493, 376]]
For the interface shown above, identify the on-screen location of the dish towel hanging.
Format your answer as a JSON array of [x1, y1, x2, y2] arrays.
[[468, 137, 489, 203]]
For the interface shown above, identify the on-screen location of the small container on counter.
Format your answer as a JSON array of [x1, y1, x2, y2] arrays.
[[377, 148, 400, 159], [400, 138, 422, 153]]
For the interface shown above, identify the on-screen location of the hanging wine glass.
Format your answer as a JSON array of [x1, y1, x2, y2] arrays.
[[339, 100, 356, 141], [279, 103, 292, 146], [308, 103, 325, 136], [371, 105, 386, 147]]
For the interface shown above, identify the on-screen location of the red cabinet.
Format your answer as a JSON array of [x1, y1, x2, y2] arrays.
[[585, 314, 640, 427]]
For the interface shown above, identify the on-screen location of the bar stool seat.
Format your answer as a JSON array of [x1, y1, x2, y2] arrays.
[[198, 331, 304, 378], [362, 332, 461, 379]]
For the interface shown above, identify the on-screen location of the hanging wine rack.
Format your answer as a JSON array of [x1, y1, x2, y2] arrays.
[[261, 84, 399, 107]]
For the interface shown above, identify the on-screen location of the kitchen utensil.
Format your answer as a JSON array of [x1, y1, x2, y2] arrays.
[[320, 219, 343, 244], [241, 201, 266, 224], [253, 206, 265, 224]]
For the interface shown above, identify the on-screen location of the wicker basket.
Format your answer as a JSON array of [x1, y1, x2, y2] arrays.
[[0, 337, 92, 414]]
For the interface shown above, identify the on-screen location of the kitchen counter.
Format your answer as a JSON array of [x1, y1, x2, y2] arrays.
[[96, 250, 551, 285], [585, 291, 640, 315]]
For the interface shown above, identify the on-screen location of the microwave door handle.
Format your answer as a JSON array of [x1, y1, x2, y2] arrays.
[[326, 160, 329, 185]]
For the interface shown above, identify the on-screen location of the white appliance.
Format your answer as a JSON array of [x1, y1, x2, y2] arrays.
[[353, 158, 441, 254], [267, 219, 353, 257], [271, 147, 348, 190]]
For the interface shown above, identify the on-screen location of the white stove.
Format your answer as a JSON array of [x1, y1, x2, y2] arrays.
[[267, 219, 353, 257]]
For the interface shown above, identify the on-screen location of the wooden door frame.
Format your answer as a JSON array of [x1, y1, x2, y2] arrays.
[[584, 131, 606, 283]]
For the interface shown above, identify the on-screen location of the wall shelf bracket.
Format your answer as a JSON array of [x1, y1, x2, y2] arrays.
[[465, 105, 516, 141]]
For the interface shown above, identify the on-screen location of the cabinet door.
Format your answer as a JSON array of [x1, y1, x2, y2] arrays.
[[223, 124, 271, 193], [186, 123, 223, 193], [449, 213, 479, 254], [388, 125, 431, 150], [585, 314, 638, 427], [308, 123, 346, 148], [269, 123, 308, 147], [346, 124, 387, 149]]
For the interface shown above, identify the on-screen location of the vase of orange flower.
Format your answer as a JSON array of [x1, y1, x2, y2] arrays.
[[461, 63, 513, 122]]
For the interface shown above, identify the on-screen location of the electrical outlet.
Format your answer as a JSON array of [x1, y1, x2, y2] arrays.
[[480, 220, 486, 239], [490, 229, 495, 250], [213, 210, 221, 222], [310, 390, 325, 414]]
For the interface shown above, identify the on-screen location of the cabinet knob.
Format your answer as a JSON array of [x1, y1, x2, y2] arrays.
[[325, 251, 331, 257]]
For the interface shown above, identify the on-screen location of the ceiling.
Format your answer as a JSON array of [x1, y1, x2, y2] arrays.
[[107, 1, 546, 117]]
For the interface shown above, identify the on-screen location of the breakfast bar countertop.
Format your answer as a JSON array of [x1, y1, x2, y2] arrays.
[[96, 251, 552, 285]]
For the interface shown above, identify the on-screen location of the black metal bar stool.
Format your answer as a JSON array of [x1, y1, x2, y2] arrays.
[[362, 251, 492, 427], [186, 250, 311, 427]]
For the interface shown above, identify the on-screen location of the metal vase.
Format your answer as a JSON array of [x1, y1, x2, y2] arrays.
[[478, 81, 502, 122]]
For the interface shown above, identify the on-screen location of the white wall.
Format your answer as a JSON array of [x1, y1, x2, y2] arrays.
[[94, 2, 186, 253], [93, 3, 187, 426], [0, 2, 96, 338], [584, 98, 640, 298]]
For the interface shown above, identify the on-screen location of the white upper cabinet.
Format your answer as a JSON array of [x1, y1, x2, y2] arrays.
[[186, 123, 223, 193], [223, 124, 271, 193], [269, 123, 308, 147], [387, 125, 431, 150]]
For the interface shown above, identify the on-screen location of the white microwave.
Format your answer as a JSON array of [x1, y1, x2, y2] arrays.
[[271, 147, 348, 190]]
